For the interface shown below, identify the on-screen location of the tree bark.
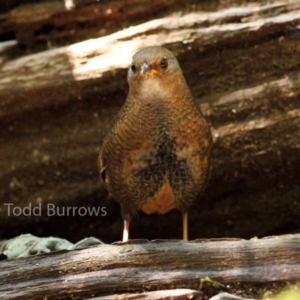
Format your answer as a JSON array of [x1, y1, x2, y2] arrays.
[[1, 1, 300, 118], [88, 289, 204, 300], [0, 235, 299, 299]]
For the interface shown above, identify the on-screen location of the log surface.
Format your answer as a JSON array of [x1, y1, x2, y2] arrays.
[[0, 235, 299, 299]]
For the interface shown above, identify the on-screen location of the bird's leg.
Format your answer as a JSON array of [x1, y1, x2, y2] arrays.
[[122, 218, 130, 242], [182, 211, 188, 241]]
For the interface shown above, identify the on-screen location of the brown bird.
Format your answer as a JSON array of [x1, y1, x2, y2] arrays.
[[98, 46, 212, 242]]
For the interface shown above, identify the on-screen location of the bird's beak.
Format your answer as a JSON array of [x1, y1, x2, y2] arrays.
[[140, 62, 150, 75], [140, 63, 158, 77]]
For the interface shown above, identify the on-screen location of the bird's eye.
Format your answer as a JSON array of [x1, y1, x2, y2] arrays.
[[131, 64, 137, 73], [160, 58, 168, 69]]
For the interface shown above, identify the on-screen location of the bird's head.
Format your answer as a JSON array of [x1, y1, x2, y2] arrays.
[[127, 46, 187, 103]]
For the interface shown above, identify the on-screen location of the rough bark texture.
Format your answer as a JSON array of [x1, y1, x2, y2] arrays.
[[0, 0, 299, 244], [0, 235, 299, 299]]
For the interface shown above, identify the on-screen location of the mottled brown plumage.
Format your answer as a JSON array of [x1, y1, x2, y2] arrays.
[[99, 46, 212, 241]]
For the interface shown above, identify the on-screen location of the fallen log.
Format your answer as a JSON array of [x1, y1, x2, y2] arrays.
[[87, 290, 257, 300], [87, 289, 204, 300], [1, 2, 300, 119], [0, 235, 299, 299], [0, 0, 181, 46]]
